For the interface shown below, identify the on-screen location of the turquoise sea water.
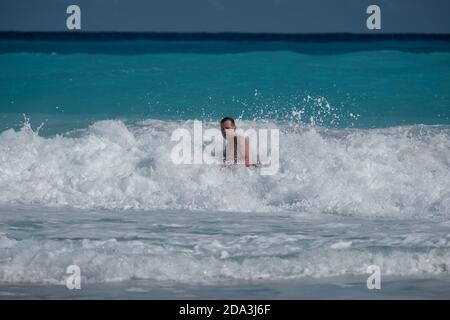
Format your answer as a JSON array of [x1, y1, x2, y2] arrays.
[[0, 36, 450, 299], [1, 39, 450, 133]]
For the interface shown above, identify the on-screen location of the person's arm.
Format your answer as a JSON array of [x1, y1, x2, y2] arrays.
[[237, 136, 253, 166]]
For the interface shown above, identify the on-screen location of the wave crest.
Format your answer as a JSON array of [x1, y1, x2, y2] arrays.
[[0, 119, 449, 217]]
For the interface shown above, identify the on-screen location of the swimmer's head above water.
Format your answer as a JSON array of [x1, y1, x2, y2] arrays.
[[220, 117, 236, 139]]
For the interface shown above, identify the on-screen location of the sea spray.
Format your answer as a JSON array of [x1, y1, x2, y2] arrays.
[[0, 119, 449, 217]]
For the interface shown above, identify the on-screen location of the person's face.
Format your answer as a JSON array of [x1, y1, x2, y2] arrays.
[[221, 120, 236, 138]]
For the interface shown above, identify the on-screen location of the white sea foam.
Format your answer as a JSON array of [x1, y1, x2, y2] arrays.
[[0, 233, 449, 284], [0, 119, 449, 217]]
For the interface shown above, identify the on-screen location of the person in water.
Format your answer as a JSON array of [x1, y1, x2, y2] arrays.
[[220, 117, 255, 167]]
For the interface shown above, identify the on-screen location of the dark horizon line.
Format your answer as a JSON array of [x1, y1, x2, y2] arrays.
[[1, 31, 450, 42]]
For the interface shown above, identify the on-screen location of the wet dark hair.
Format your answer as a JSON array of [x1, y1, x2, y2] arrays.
[[220, 117, 235, 125]]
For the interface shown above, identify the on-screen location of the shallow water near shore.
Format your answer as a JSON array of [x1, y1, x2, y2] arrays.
[[2, 275, 450, 299], [1, 206, 450, 299]]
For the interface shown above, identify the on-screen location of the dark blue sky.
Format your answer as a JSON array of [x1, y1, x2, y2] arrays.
[[0, 0, 449, 33]]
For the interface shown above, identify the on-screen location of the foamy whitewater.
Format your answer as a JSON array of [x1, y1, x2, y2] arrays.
[[1, 119, 450, 216], [0, 118, 449, 288], [1, 38, 450, 298]]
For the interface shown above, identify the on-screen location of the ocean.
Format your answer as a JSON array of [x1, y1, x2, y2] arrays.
[[0, 34, 450, 299]]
